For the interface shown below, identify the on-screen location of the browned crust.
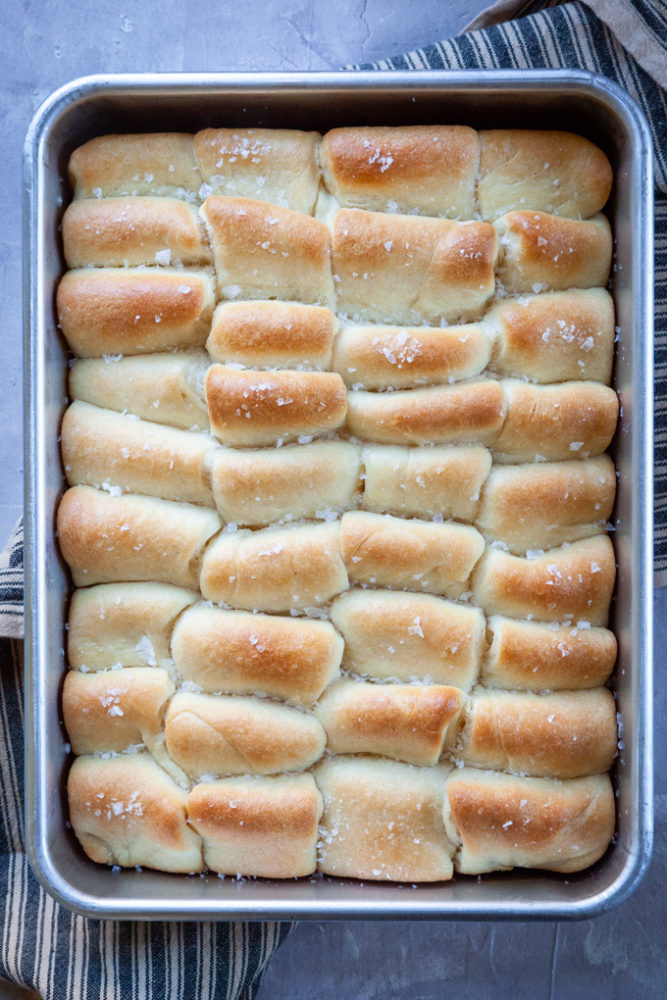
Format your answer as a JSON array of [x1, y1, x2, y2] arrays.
[[207, 300, 336, 368], [68, 133, 202, 200]]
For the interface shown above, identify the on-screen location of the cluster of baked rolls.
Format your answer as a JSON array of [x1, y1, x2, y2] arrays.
[[58, 125, 619, 881]]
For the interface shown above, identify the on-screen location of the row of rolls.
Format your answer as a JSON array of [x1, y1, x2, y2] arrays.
[[58, 126, 619, 882]]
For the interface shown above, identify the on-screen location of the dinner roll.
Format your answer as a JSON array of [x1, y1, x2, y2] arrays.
[[207, 300, 337, 369], [68, 133, 203, 200]]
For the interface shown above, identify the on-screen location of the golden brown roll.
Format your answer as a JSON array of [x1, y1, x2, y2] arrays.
[[205, 366, 347, 447], [57, 486, 221, 589], [315, 680, 464, 766], [482, 615, 617, 691], [63, 667, 174, 756], [57, 268, 215, 357], [332, 321, 491, 389], [330, 589, 485, 689], [320, 125, 480, 218], [194, 127, 321, 215], [362, 444, 491, 521], [62, 197, 212, 268], [68, 755, 203, 873], [472, 535, 616, 626], [67, 581, 198, 672], [476, 456, 616, 553], [186, 774, 322, 878], [341, 511, 484, 598], [200, 521, 348, 612], [171, 604, 343, 707], [487, 289, 615, 384], [316, 756, 455, 882], [459, 687, 618, 779], [211, 440, 361, 526], [61, 401, 217, 506], [495, 211, 612, 293], [346, 380, 506, 446], [69, 352, 210, 430], [201, 195, 334, 306], [68, 133, 203, 200], [332, 209, 497, 325], [445, 769, 615, 874], [477, 130, 613, 220], [207, 300, 337, 369], [493, 380, 618, 463], [165, 691, 325, 778]]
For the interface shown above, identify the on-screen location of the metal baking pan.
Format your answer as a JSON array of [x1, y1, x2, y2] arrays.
[[24, 70, 654, 920]]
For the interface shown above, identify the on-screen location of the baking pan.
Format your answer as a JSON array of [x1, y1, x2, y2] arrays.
[[24, 71, 654, 920]]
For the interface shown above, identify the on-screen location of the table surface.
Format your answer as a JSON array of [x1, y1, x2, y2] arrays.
[[3, 2, 665, 998]]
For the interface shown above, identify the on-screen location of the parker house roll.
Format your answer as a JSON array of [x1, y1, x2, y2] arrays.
[[57, 486, 221, 590], [61, 401, 217, 507], [320, 125, 480, 218], [171, 604, 343, 706], [164, 691, 326, 778], [67, 581, 198, 672], [68, 755, 203, 873], [316, 756, 455, 882], [316, 680, 464, 767], [207, 300, 338, 369], [495, 211, 612, 293], [473, 535, 616, 626], [57, 268, 215, 358], [482, 615, 617, 691], [201, 195, 335, 307], [493, 380, 618, 464], [362, 444, 491, 522], [68, 133, 203, 201], [205, 366, 347, 447], [211, 441, 361, 526], [476, 456, 616, 553], [330, 589, 485, 689], [486, 288, 615, 384], [346, 380, 506, 446], [332, 209, 497, 326], [194, 128, 321, 215], [62, 197, 212, 269], [445, 769, 615, 874], [458, 687, 618, 780], [332, 321, 491, 389], [187, 773, 322, 878], [477, 130, 613, 221], [69, 352, 210, 431], [200, 521, 348, 612], [341, 511, 484, 598]]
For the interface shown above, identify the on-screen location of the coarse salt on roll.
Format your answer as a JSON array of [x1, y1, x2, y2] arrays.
[[207, 300, 337, 369], [445, 769, 615, 874], [194, 128, 321, 215], [346, 380, 506, 446], [57, 268, 215, 358], [316, 680, 464, 767], [62, 196, 212, 268], [320, 125, 480, 218], [477, 130, 613, 220], [57, 485, 221, 590], [316, 756, 455, 882], [201, 195, 334, 306], [472, 535, 616, 626], [171, 604, 343, 707], [69, 352, 210, 430], [495, 211, 612, 293], [200, 520, 348, 613], [187, 773, 322, 878], [68, 133, 202, 201], [205, 365, 347, 447], [330, 589, 485, 689], [341, 511, 484, 598], [482, 615, 617, 691], [332, 321, 491, 389], [68, 755, 203, 873]]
